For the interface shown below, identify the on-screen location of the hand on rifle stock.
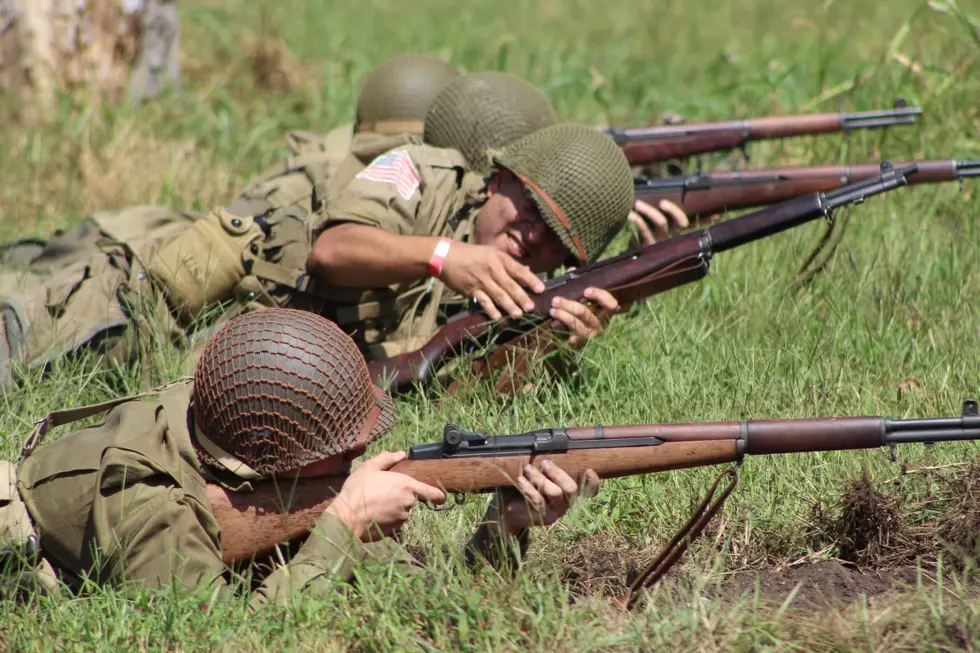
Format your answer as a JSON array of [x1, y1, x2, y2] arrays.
[[324, 451, 447, 542], [490, 459, 602, 535]]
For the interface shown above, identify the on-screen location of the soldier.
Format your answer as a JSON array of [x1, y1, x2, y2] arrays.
[[304, 121, 634, 359], [0, 53, 460, 299], [0, 70, 564, 388], [0, 309, 600, 607]]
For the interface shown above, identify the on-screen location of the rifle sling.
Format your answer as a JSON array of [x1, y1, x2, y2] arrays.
[[607, 256, 709, 305], [623, 468, 738, 610]]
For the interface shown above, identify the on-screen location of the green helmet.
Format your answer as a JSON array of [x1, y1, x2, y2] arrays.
[[355, 55, 461, 134], [492, 124, 634, 264], [423, 72, 557, 174]]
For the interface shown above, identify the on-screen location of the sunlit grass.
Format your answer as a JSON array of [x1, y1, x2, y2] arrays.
[[0, 0, 978, 650]]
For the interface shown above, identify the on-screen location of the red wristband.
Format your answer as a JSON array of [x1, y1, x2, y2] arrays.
[[428, 238, 452, 278]]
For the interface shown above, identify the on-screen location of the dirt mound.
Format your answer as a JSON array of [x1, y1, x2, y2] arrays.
[[720, 560, 904, 610], [559, 535, 640, 597]]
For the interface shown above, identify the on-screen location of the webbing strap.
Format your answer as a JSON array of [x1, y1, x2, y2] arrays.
[[249, 259, 312, 292], [192, 426, 262, 480], [622, 468, 738, 610], [356, 120, 426, 135], [20, 378, 192, 459]]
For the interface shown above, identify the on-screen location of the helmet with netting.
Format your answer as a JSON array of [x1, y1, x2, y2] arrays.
[[192, 309, 395, 476], [355, 54, 461, 134], [491, 123, 634, 264], [423, 72, 557, 174]]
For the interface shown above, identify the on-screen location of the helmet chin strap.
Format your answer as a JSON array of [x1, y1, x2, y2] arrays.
[[193, 425, 262, 480], [354, 386, 386, 447], [512, 170, 588, 263]]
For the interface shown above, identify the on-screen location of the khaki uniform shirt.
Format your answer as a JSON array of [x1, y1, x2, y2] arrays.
[[308, 143, 486, 358], [13, 381, 525, 607], [15, 382, 407, 608]]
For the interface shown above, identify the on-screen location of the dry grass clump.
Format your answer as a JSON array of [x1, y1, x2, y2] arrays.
[[0, 120, 241, 236], [830, 474, 910, 567], [935, 463, 980, 565], [242, 33, 310, 94], [74, 129, 238, 211]]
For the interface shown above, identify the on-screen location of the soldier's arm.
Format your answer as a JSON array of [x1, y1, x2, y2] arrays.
[[308, 222, 442, 288], [97, 479, 403, 609], [248, 512, 421, 610]]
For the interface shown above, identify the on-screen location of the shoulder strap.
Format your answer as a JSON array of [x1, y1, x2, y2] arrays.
[[408, 145, 468, 170], [20, 378, 192, 460]]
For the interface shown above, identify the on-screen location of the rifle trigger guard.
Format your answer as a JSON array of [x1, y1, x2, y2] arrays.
[[425, 491, 467, 512]]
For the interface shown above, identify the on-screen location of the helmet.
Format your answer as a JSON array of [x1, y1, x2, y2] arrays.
[[355, 54, 461, 135], [423, 72, 557, 174], [492, 123, 634, 264], [192, 309, 395, 476]]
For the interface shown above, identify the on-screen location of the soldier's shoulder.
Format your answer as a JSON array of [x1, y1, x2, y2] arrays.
[[400, 143, 468, 170], [286, 123, 354, 156]]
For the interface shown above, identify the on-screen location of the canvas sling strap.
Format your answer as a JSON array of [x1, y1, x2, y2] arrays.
[[618, 468, 739, 610], [19, 378, 192, 460]]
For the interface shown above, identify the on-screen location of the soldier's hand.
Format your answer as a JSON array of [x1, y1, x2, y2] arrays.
[[325, 451, 446, 542], [496, 460, 601, 534], [629, 199, 690, 245], [550, 287, 619, 348], [440, 242, 545, 321]]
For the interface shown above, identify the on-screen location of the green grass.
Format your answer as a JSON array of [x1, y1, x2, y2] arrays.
[[2, 0, 980, 650]]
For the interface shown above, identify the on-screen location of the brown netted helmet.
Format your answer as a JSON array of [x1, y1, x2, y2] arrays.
[[423, 72, 558, 174], [192, 309, 395, 477], [355, 54, 461, 135]]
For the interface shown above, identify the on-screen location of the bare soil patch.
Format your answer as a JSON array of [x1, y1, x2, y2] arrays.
[[718, 560, 915, 609]]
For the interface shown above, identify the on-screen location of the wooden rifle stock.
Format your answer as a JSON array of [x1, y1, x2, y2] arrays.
[[369, 164, 914, 395], [636, 159, 980, 218], [608, 106, 921, 165], [207, 400, 979, 566]]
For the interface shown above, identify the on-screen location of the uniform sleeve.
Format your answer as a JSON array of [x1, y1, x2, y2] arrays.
[[311, 150, 424, 239], [248, 512, 420, 610], [96, 481, 418, 608], [92, 480, 232, 597]]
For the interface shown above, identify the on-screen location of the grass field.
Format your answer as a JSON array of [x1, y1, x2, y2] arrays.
[[2, 0, 980, 650]]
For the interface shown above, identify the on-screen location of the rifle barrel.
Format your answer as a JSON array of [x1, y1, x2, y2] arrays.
[[955, 160, 980, 178], [636, 159, 963, 219], [409, 400, 980, 464]]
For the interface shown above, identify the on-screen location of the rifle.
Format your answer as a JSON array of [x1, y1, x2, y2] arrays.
[[208, 399, 980, 604], [604, 106, 922, 166], [367, 162, 916, 395], [636, 159, 980, 218]]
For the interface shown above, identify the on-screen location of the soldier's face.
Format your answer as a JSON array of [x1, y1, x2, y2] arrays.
[[290, 444, 367, 478], [474, 170, 569, 273]]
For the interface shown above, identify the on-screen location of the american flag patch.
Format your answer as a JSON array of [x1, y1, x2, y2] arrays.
[[355, 150, 422, 200]]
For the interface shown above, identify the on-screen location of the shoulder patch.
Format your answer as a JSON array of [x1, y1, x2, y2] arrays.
[[356, 150, 422, 200]]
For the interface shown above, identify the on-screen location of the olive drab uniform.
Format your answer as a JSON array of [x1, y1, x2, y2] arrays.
[[305, 143, 486, 359], [2, 381, 526, 603], [5, 380, 415, 606], [0, 124, 418, 387]]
